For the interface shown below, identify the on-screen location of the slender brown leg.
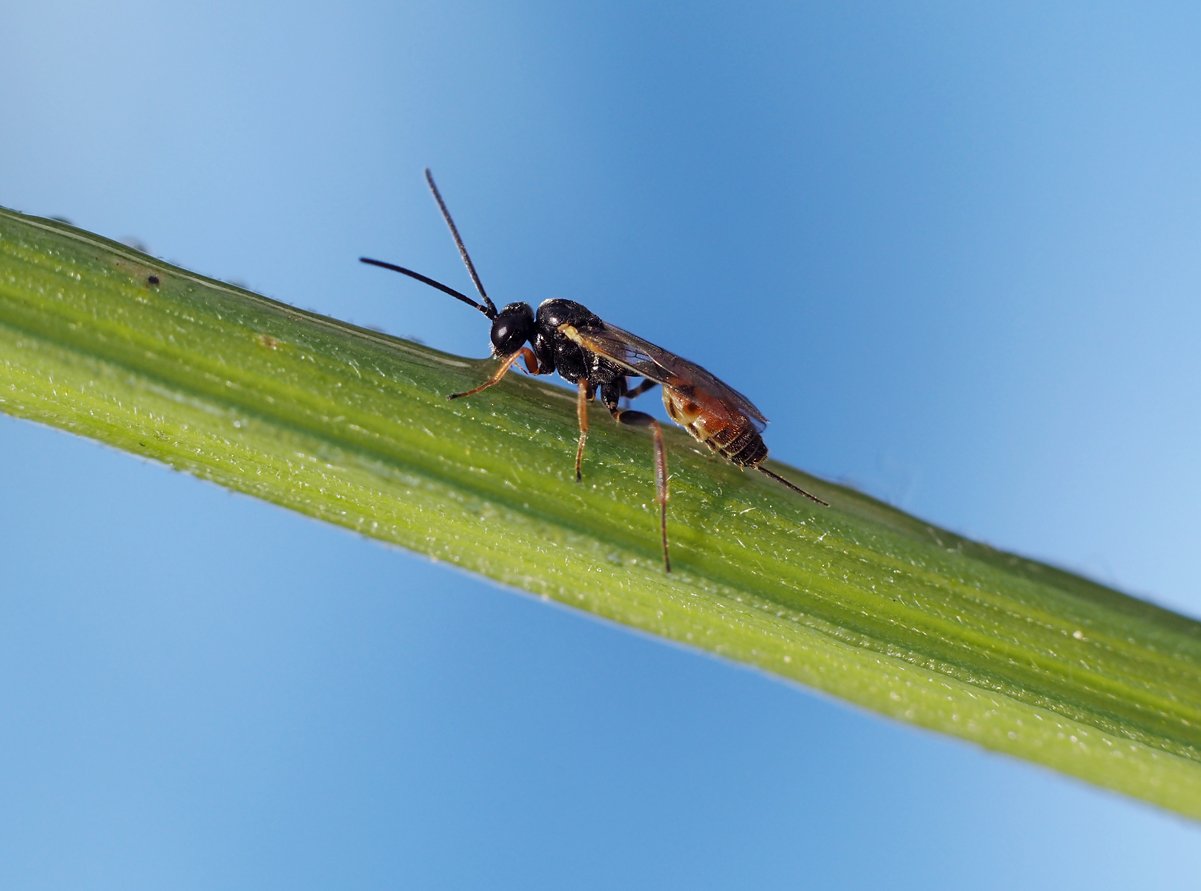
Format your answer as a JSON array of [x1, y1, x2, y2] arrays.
[[625, 378, 658, 400], [574, 379, 592, 481], [450, 347, 539, 399], [517, 348, 540, 374], [609, 407, 671, 572]]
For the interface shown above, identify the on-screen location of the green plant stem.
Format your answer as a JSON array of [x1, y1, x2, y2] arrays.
[[2, 206, 1200, 817]]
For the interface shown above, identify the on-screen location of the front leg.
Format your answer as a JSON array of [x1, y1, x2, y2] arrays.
[[449, 347, 541, 399]]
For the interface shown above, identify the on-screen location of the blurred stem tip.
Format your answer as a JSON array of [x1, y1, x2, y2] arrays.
[[2, 206, 1200, 818]]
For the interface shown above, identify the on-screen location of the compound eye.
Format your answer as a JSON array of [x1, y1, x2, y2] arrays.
[[490, 304, 533, 355]]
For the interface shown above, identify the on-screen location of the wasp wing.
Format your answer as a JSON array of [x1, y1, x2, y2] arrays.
[[562, 320, 768, 430]]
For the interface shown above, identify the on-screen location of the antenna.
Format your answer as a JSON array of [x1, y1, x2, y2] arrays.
[[424, 168, 497, 317], [358, 257, 496, 319]]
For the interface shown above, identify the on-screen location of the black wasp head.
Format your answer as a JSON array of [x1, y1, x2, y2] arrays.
[[361, 171, 542, 358], [490, 302, 535, 355]]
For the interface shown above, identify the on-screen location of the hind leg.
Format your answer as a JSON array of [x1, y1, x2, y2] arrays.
[[602, 389, 670, 572], [624, 378, 659, 401]]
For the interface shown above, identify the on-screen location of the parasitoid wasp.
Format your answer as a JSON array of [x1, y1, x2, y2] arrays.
[[360, 170, 827, 572]]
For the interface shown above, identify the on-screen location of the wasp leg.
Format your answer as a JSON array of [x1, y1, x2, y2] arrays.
[[574, 379, 593, 482], [450, 347, 540, 399], [607, 405, 671, 573], [625, 378, 659, 400]]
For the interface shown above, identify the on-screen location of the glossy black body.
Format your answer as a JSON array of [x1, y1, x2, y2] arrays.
[[360, 169, 827, 571], [493, 299, 628, 406]]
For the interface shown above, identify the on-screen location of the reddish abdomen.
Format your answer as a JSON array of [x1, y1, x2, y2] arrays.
[[663, 388, 768, 467]]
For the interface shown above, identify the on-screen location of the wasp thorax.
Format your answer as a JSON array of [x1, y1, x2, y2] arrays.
[[536, 298, 599, 331], [490, 302, 535, 355]]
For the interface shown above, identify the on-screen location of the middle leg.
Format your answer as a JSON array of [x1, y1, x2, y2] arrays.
[[574, 378, 593, 482]]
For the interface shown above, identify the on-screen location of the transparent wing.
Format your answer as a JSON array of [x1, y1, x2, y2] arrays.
[[562, 320, 768, 429]]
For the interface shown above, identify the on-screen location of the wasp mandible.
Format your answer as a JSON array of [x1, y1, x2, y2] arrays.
[[361, 170, 827, 572]]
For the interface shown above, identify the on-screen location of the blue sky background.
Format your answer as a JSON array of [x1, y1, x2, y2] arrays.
[[3, 2, 1200, 888]]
